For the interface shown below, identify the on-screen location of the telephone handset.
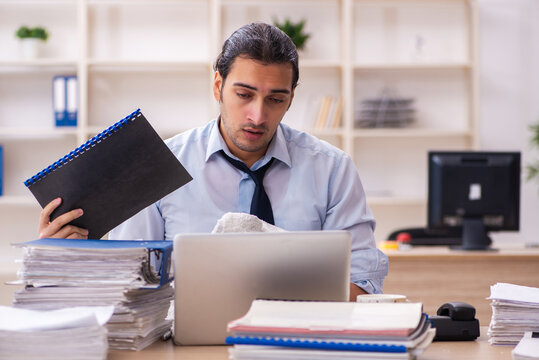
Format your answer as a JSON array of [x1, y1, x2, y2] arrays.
[[430, 302, 480, 341]]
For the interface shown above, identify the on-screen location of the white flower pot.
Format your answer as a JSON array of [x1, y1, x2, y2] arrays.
[[18, 38, 44, 60]]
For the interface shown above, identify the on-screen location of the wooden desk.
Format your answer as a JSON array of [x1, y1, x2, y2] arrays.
[[108, 328, 514, 360], [382, 245, 539, 325]]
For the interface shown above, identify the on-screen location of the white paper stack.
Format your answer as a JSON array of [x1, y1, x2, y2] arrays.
[[487, 283, 539, 345], [11, 240, 174, 351], [0, 305, 113, 360], [226, 300, 435, 360]]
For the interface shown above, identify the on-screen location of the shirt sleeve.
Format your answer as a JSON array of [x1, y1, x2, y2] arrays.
[[322, 153, 389, 294], [108, 202, 165, 240]]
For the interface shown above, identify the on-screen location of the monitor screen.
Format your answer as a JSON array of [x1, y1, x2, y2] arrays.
[[428, 151, 520, 250]]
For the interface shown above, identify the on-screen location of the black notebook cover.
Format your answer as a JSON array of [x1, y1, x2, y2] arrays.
[[24, 109, 192, 239]]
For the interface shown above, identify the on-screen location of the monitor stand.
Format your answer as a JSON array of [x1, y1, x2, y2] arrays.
[[450, 218, 497, 251]]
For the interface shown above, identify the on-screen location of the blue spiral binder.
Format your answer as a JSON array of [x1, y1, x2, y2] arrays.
[[225, 336, 408, 353], [24, 109, 142, 187]]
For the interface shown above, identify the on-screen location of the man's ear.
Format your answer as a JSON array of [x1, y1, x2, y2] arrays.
[[213, 71, 223, 102]]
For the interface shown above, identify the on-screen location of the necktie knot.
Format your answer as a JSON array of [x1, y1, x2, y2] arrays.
[[220, 150, 275, 224]]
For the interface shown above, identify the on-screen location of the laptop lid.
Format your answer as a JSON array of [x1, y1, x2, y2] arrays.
[[173, 230, 351, 345]]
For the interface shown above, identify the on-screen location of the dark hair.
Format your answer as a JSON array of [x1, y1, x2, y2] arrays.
[[214, 22, 299, 90]]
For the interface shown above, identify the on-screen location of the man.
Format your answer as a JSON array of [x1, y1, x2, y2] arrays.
[[38, 22, 388, 300]]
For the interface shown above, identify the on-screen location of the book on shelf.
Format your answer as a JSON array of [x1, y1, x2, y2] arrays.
[[226, 299, 435, 360], [11, 238, 175, 351], [53, 75, 78, 127], [23, 109, 192, 239], [314, 96, 343, 130]]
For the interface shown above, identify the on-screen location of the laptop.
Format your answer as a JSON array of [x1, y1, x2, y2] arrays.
[[172, 230, 351, 345]]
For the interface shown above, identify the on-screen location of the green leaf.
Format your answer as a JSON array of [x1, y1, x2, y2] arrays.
[[15, 26, 48, 40], [527, 163, 539, 182], [530, 122, 539, 148], [15, 26, 31, 39], [274, 18, 311, 50]]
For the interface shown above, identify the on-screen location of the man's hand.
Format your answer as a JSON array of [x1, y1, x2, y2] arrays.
[[38, 198, 89, 239], [349, 283, 367, 301]]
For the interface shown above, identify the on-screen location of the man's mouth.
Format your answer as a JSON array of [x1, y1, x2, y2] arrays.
[[243, 128, 264, 140]]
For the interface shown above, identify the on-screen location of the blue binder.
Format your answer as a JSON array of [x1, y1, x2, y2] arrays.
[[225, 336, 407, 353], [19, 238, 173, 288], [53, 75, 77, 127]]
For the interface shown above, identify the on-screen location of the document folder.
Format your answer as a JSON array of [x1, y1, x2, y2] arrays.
[[24, 109, 192, 239]]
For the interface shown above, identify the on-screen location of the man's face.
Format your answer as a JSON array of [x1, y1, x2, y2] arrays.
[[213, 56, 295, 167]]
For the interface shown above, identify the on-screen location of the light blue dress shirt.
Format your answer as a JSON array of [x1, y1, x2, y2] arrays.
[[109, 119, 389, 294]]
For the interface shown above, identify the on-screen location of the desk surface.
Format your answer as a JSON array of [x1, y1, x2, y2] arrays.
[[384, 243, 539, 258], [108, 328, 514, 360]]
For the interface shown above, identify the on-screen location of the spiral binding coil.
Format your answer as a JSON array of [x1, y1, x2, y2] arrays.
[[24, 109, 142, 187]]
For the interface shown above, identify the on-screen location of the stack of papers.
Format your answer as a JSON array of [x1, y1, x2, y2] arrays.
[[0, 305, 113, 360], [11, 238, 174, 350], [226, 300, 435, 360], [487, 283, 539, 345]]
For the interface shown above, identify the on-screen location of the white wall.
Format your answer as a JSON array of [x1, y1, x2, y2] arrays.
[[478, 0, 539, 246]]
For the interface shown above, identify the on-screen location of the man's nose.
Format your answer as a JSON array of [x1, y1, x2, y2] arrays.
[[247, 99, 266, 126]]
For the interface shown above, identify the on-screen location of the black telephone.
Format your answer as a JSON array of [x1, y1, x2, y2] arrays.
[[430, 302, 480, 341]]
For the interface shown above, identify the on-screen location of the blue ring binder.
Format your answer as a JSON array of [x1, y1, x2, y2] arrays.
[[24, 108, 141, 187], [225, 336, 408, 353]]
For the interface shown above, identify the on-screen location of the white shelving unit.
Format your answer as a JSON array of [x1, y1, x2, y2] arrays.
[[0, 0, 478, 247]]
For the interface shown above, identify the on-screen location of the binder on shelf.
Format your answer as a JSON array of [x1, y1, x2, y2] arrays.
[[14, 238, 174, 288], [53, 75, 77, 127], [23, 109, 193, 239], [66, 76, 78, 126]]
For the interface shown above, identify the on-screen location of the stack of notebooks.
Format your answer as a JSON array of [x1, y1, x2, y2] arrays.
[[11, 238, 174, 351], [226, 300, 435, 360], [0, 305, 113, 360], [487, 282, 539, 345]]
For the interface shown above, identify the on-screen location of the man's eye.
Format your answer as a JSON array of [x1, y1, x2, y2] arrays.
[[237, 92, 250, 99], [268, 97, 285, 104]]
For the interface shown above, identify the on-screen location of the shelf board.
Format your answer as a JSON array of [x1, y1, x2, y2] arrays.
[[0, 0, 74, 4], [0, 195, 37, 206], [0, 127, 78, 139], [0, 59, 77, 69], [88, 59, 211, 72], [367, 196, 425, 206], [88, 0, 200, 4], [352, 128, 473, 138], [86, 126, 188, 138], [354, 63, 472, 71]]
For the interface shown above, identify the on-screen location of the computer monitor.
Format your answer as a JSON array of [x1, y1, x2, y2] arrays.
[[428, 151, 521, 250]]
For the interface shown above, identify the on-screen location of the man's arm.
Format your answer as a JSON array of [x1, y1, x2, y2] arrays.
[[350, 282, 367, 301], [324, 153, 389, 296]]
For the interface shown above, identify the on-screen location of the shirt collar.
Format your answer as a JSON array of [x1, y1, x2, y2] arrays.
[[205, 116, 292, 168]]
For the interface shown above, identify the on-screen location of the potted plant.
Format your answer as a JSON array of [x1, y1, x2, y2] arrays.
[[15, 25, 49, 59], [273, 18, 310, 51], [527, 121, 539, 185]]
